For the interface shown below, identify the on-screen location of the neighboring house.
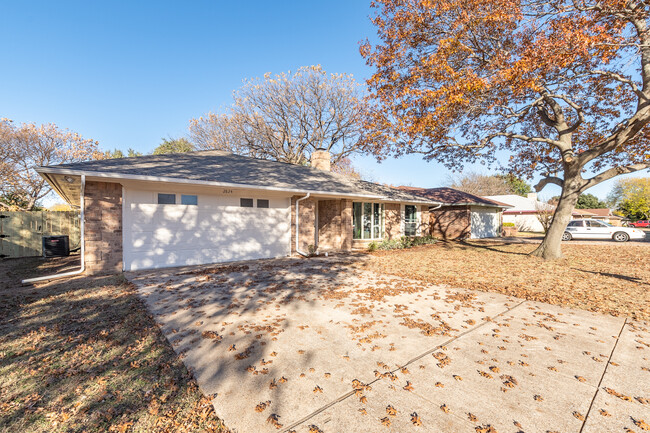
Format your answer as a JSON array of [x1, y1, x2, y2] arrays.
[[575, 208, 624, 226], [35, 150, 438, 273], [484, 193, 554, 232], [399, 187, 511, 239], [485, 193, 601, 232]]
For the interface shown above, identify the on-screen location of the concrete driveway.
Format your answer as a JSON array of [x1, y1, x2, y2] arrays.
[[129, 255, 650, 433]]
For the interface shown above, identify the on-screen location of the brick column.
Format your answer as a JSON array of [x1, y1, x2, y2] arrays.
[[291, 196, 316, 254], [341, 199, 352, 251], [84, 181, 123, 275]]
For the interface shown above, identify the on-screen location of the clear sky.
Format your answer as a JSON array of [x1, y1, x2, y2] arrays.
[[2, 0, 646, 202]]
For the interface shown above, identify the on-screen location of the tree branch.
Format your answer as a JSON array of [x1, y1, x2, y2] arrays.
[[534, 176, 564, 192], [581, 163, 650, 191]]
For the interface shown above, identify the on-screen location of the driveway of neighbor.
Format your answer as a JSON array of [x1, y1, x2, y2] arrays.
[[128, 255, 650, 433]]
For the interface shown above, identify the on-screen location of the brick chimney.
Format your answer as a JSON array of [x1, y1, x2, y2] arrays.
[[310, 149, 331, 171]]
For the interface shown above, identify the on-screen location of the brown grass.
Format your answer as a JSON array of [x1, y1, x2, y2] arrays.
[[0, 256, 228, 433], [361, 240, 650, 322]]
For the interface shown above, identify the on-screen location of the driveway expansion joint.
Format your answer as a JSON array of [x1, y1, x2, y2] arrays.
[[578, 317, 628, 433], [279, 299, 528, 432]]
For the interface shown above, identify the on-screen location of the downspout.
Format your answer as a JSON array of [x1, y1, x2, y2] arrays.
[[22, 174, 86, 284], [295, 193, 311, 257]]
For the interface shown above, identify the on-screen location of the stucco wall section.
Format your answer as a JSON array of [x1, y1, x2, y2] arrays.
[[84, 181, 123, 275], [430, 206, 471, 240], [291, 196, 316, 253]]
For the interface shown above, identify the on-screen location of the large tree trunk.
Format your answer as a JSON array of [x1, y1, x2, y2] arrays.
[[530, 176, 582, 260]]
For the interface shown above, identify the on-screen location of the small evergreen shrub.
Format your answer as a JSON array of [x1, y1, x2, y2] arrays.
[[368, 235, 437, 251]]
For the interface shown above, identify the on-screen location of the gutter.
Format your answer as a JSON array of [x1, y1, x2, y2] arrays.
[[22, 175, 86, 284], [295, 193, 311, 257]]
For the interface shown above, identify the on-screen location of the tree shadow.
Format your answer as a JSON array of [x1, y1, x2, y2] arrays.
[[0, 256, 228, 433], [571, 268, 650, 286]]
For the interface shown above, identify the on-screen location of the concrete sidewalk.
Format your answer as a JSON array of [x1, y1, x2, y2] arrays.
[[129, 256, 650, 433]]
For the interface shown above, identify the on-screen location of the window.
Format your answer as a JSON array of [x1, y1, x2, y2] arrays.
[[257, 199, 269, 208], [587, 220, 608, 228], [353, 202, 384, 240], [240, 198, 254, 207], [181, 194, 198, 205], [404, 205, 418, 236], [157, 193, 176, 204], [567, 220, 583, 227]]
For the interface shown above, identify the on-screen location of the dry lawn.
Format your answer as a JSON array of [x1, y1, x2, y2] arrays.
[[0, 256, 228, 433], [362, 240, 650, 322]]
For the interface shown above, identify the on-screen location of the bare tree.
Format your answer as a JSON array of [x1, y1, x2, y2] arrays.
[[447, 172, 511, 196], [0, 118, 100, 210], [535, 201, 555, 233], [188, 65, 366, 166]]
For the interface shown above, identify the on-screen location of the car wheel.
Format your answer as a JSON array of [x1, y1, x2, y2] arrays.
[[613, 232, 629, 242], [561, 232, 572, 241]]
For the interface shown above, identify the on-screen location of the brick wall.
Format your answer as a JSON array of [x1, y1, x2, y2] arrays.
[[291, 196, 316, 253], [429, 206, 471, 240], [420, 205, 431, 236], [384, 203, 401, 240], [84, 181, 123, 275], [317, 199, 353, 251]]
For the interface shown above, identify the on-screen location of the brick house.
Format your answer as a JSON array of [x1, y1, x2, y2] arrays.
[[35, 150, 439, 274], [399, 187, 511, 239]]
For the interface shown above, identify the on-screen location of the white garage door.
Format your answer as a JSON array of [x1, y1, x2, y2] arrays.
[[123, 187, 291, 271], [470, 207, 500, 239]]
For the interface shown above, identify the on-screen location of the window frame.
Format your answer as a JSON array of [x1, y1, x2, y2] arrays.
[[181, 194, 198, 206], [157, 193, 176, 205], [403, 204, 418, 237], [240, 198, 254, 208], [353, 202, 385, 240]]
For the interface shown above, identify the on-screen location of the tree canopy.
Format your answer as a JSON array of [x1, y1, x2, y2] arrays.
[[608, 177, 650, 219], [447, 172, 532, 196], [188, 65, 366, 168], [152, 137, 194, 155], [0, 118, 100, 210], [361, 0, 650, 259]]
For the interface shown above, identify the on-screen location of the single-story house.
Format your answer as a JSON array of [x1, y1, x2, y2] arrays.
[[484, 193, 556, 232], [574, 208, 624, 226], [35, 150, 439, 274], [486, 194, 615, 232], [398, 187, 511, 239]]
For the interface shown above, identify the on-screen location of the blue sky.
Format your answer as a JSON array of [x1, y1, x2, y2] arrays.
[[1, 0, 645, 202]]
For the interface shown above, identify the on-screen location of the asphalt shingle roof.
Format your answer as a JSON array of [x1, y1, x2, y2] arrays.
[[39, 150, 436, 203], [398, 187, 511, 208]]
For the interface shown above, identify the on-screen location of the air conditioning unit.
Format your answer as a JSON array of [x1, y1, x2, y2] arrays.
[[42, 235, 70, 257]]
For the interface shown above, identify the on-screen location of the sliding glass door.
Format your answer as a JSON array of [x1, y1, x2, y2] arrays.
[[353, 202, 384, 240]]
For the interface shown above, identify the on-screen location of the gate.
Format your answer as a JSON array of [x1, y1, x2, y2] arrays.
[[0, 211, 80, 258]]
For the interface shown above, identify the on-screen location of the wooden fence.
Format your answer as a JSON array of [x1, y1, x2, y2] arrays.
[[0, 211, 81, 258]]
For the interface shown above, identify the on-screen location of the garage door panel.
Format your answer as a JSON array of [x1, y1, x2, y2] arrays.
[[470, 207, 500, 239], [124, 190, 291, 270]]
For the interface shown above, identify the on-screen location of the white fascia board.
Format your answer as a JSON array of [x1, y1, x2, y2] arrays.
[[35, 167, 384, 200]]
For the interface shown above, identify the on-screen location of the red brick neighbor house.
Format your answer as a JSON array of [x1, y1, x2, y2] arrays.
[[399, 187, 511, 239], [35, 150, 440, 274]]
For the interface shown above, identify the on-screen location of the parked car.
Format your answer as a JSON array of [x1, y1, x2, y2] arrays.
[[629, 220, 650, 228], [562, 219, 646, 242]]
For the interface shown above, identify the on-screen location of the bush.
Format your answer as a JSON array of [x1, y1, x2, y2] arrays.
[[368, 235, 437, 251], [502, 222, 515, 227]]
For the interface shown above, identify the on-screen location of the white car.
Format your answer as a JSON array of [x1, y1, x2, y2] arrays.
[[563, 219, 646, 242]]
